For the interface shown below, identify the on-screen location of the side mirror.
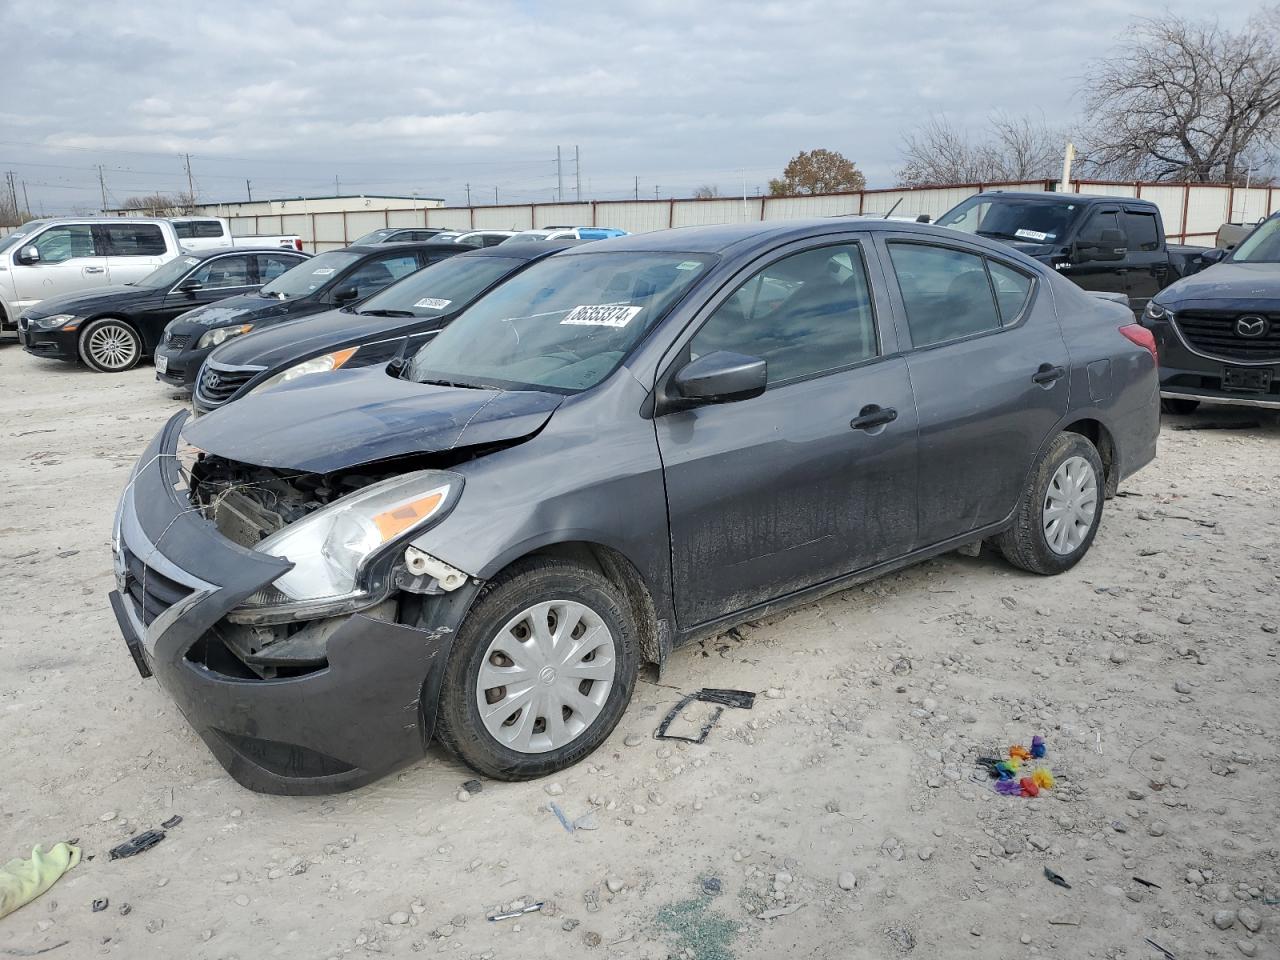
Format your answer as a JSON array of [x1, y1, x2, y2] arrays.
[[1200, 247, 1228, 265], [672, 350, 767, 406], [16, 245, 39, 265], [177, 279, 204, 295], [332, 284, 360, 304], [915, 214, 932, 223]]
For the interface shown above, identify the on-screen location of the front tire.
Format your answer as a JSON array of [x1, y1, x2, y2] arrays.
[[996, 432, 1104, 575], [434, 557, 639, 781], [78, 318, 142, 372], [1160, 397, 1200, 415]]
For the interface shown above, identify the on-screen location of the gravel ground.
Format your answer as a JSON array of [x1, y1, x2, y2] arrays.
[[1, 342, 1277, 960]]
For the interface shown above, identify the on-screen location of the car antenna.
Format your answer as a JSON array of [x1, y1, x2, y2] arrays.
[[883, 198, 903, 219]]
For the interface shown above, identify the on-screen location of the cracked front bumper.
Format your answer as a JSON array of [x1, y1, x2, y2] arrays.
[[109, 412, 477, 794]]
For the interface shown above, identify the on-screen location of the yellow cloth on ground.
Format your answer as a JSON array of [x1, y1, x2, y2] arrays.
[[0, 843, 81, 920]]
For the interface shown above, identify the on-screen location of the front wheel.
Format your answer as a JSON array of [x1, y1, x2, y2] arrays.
[[78, 318, 142, 372], [434, 557, 639, 780], [996, 432, 1104, 575], [1160, 397, 1200, 415]]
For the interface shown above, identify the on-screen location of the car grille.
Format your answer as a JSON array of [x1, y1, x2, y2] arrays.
[[165, 332, 191, 349], [1173, 310, 1280, 362], [195, 363, 261, 408], [122, 544, 194, 626]]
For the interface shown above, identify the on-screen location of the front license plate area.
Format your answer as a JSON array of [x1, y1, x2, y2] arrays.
[[155, 353, 169, 374], [1222, 366, 1271, 393]]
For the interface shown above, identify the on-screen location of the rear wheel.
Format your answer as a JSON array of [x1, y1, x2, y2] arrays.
[[996, 432, 1104, 575], [1160, 397, 1200, 415], [434, 557, 639, 780], [78, 318, 142, 372]]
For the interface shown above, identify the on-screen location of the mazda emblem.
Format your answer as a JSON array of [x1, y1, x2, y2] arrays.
[[1236, 315, 1268, 338]]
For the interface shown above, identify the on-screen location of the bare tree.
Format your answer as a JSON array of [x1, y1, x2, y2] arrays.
[[769, 149, 866, 196], [1080, 7, 1280, 182], [898, 114, 1063, 186], [691, 184, 721, 199], [119, 192, 196, 216]]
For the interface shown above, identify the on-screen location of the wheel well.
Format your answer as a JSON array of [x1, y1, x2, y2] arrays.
[[1063, 418, 1119, 497], [502, 541, 665, 667]]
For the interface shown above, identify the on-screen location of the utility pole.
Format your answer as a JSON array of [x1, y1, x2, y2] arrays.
[[183, 153, 195, 210], [97, 165, 109, 213], [634, 176, 639, 201], [21, 179, 31, 217], [494, 186, 499, 205], [556, 146, 563, 202], [654, 185, 660, 200], [335, 174, 340, 195], [574, 145, 581, 202], [465, 182, 472, 206], [3, 171, 16, 218], [245, 179, 253, 202]]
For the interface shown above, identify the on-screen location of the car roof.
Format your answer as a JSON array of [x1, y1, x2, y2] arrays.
[[971, 190, 1156, 205], [555, 218, 939, 255], [173, 246, 307, 261], [453, 238, 583, 261], [340, 241, 465, 255]]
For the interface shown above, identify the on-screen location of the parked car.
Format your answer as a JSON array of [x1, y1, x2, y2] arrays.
[[451, 230, 517, 248], [501, 226, 629, 243], [352, 227, 453, 245], [1139, 211, 1280, 413], [193, 240, 579, 414], [0, 217, 300, 335], [109, 218, 1158, 794], [169, 217, 305, 252], [17, 248, 309, 372], [935, 192, 1207, 315], [152, 241, 463, 390]]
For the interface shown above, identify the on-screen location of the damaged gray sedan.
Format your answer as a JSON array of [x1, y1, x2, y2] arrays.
[[110, 219, 1160, 794]]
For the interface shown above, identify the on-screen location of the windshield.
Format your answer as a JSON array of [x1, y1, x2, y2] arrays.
[[260, 250, 361, 299], [353, 229, 396, 245], [936, 197, 1082, 243], [0, 220, 47, 254], [1231, 216, 1280, 262], [408, 251, 713, 393], [357, 255, 524, 319], [134, 254, 202, 288]]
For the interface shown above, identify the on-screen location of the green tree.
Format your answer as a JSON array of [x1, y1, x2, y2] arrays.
[[769, 149, 866, 196]]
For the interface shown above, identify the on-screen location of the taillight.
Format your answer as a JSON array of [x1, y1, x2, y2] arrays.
[[294, 238, 304, 251], [1119, 323, 1157, 363]]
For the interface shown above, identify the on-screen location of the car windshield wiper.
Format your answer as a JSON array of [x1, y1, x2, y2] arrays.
[[417, 377, 486, 389], [357, 308, 416, 317]]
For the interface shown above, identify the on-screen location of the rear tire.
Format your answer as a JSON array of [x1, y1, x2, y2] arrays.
[[1160, 397, 1200, 415], [434, 557, 639, 781], [996, 432, 1104, 575], [78, 318, 142, 372]]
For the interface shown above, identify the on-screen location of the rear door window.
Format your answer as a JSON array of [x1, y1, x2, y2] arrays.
[[1122, 211, 1160, 251], [256, 253, 301, 282], [343, 253, 421, 298], [29, 224, 98, 263], [1077, 210, 1123, 245], [888, 242, 1001, 347], [194, 220, 225, 239], [102, 223, 167, 256]]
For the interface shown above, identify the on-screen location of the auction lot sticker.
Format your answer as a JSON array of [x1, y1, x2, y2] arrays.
[[413, 298, 452, 309], [561, 304, 642, 327]]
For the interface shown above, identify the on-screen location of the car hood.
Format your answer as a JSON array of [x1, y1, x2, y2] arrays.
[[22, 284, 160, 317], [1158, 262, 1280, 306], [167, 294, 302, 331], [207, 307, 450, 369], [183, 365, 564, 473]]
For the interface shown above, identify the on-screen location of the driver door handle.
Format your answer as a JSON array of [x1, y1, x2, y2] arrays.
[[1032, 363, 1066, 385], [850, 404, 897, 431], [84, 266, 106, 274]]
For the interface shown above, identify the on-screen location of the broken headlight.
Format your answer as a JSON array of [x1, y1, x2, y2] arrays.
[[246, 347, 359, 397], [244, 470, 463, 609]]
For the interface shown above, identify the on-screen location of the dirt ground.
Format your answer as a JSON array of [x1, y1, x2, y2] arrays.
[[2, 341, 1277, 960]]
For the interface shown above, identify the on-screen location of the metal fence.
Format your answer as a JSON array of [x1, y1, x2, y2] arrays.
[[219, 178, 1280, 252]]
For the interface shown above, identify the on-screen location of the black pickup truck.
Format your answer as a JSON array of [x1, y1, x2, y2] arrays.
[[935, 191, 1206, 314]]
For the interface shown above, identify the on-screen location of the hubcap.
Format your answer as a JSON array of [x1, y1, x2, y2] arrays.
[[1043, 456, 1097, 555], [87, 323, 137, 370], [476, 600, 616, 754]]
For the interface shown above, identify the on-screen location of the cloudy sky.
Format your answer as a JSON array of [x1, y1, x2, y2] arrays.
[[3, 0, 1256, 213]]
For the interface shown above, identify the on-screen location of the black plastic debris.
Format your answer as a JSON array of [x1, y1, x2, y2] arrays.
[[108, 830, 165, 861], [1144, 937, 1176, 960], [1132, 876, 1162, 889], [91, 898, 108, 913], [461, 780, 483, 795], [1043, 867, 1071, 889], [701, 877, 722, 896], [655, 688, 755, 744], [160, 815, 182, 830]]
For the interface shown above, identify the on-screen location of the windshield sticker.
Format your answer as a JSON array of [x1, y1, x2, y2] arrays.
[[676, 260, 702, 271], [312, 267, 336, 276], [561, 304, 643, 328], [1015, 228, 1050, 241], [413, 297, 453, 310], [183, 256, 200, 266]]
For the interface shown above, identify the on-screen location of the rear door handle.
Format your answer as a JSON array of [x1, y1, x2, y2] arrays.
[[84, 266, 105, 274], [850, 404, 897, 431], [1032, 363, 1066, 385]]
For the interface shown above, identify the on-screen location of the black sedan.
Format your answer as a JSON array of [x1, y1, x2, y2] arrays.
[[17, 248, 310, 372], [194, 240, 579, 414], [111, 218, 1160, 794], [153, 241, 464, 390]]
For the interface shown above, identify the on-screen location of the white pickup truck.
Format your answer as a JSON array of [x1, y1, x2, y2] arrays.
[[0, 217, 302, 334]]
